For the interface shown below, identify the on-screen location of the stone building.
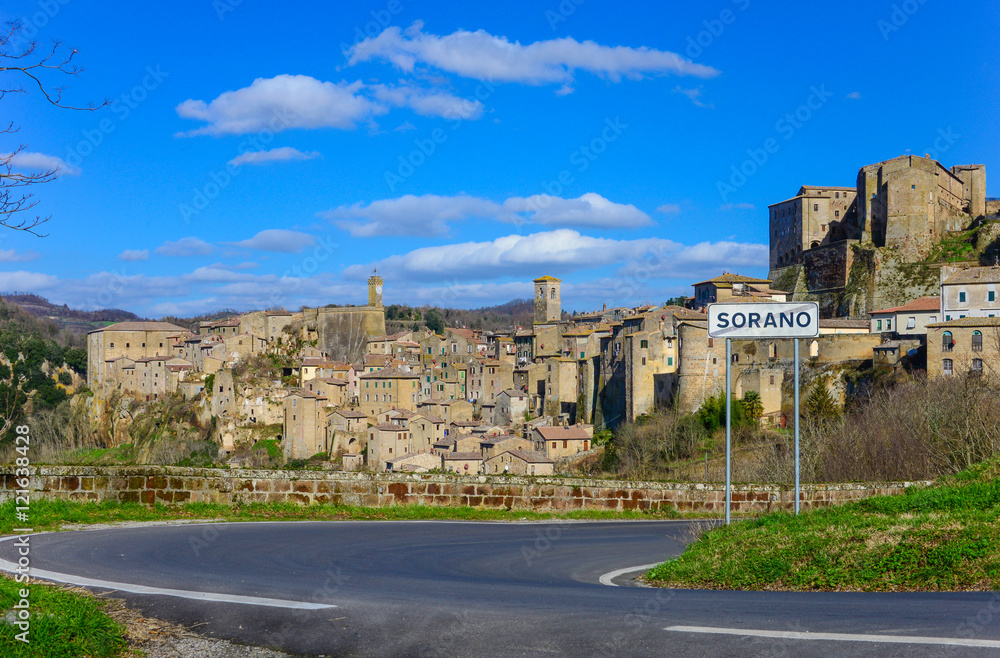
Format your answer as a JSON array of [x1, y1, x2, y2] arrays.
[[769, 186, 858, 269], [283, 389, 329, 461], [482, 449, 554, 476], [533, 275, 561, 326], [495, 389, 529, 426], [358, 366, 420, 419], [870, 296, 941, 336], [87, 321, 188, 392], [926, 317, 1000, 378], [366, 422, 410, 471], [532, 425, 593, 459]]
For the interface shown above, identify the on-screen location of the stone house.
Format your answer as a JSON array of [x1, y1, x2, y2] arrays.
[[483, 449, 554, 476], [533, 425, 593, 459], [479, 434, 534, 460], [304, 377, 350, 407], [432, 433, 481, 456], [359, 366, 421, 419], [927, 317, 1000, 378], [326, 409, 368, 455], [367, 423, 411, 471], [690, 273, 781, 310], [408, 413, 447, 453], [442, 452, 482, 475], [283, 390, 329, 461]]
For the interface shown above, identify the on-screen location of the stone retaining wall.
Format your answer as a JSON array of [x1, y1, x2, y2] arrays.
[[0, 466, 930, 514]]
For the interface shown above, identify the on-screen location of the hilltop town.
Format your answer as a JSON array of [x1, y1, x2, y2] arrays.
[[72, 152, 1000, 476]]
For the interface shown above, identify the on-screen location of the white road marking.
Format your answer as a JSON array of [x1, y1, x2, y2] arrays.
[[664, 625, 1000, 648], [0, 548, 335, 610], [598, 563, 661, 586]]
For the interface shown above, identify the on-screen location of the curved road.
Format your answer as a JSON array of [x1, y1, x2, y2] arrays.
[[2, 521, 999, 656]]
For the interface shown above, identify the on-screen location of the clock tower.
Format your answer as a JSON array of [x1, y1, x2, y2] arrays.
[[368, 271, 383, 308]]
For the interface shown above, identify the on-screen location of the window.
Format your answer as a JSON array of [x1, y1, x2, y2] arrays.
[[550, 289, 556, 299], [667, 356, 673, 366], [563, 440, 568, 448], [580, 351, 585, 359], [640, 340, 648, 348], [126, 343, 130, 348], [707, 338, 714, 348], [769, 375, 775, 385], [929, 316, 937, 323], [813, 203, 819, 211], [943, 331, 954, 352], [972, 331, 983, 352], [835, 210, 840, 218], [110, 343, 114, 348], [886, 320, 892, 331], [142, 343, 145, 348], [835, 192, 840, 199], [943, 358, 953, 376], [911, 184, 916, 190], [641, 357, 646, 366], [973, 359, 983, 374], [960, 291, 967, 303], [906, 317, 916, 330], [876, 319, 882, 331], [991, 291, 996, 302]]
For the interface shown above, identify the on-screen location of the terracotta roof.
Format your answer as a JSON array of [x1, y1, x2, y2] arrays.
[[360, 366, 418, 379], [536, 425, 591, 440], [942, 266, 1000, 285], [501, 449, 553, 464], [871, 296, 941, 315], [332, 409, 367, 418], [692, 273, 771, 287], [89, 321, 188, 334], [373, 422, 408, 431], [443, 452, 482, 461], [818, 319, 870, 328], [927, 317, 1000, 328]]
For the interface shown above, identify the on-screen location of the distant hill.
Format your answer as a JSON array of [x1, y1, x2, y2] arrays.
[[1, 293, 141, 334]]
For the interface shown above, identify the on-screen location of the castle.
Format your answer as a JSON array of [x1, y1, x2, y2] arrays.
[[768, 154, 988, 316]]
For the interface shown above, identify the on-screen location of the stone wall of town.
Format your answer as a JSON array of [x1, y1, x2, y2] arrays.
[[0, 466, 929, 514]]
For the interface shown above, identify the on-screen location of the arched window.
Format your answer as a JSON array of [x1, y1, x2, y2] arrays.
[[972, 331, 983, 352], [943, 331, 954, 352], [810, 241, 820, 249], [809, 340, 819, 358]]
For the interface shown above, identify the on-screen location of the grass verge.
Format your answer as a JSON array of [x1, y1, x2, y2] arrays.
[[0, 575, 127, 658], [645, 457, 1000, 591], [0, 498, 681, 535]]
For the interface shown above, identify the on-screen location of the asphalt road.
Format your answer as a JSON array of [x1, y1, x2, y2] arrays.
[[2, 520, 1000, 657]]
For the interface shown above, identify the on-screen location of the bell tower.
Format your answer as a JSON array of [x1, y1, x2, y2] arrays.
[[533, 275, 561, 325], [368, 270, 383, 307]]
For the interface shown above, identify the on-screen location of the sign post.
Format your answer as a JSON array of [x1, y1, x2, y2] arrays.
[[707, 302, 819, 524]]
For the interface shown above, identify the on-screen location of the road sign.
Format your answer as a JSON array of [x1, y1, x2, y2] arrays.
[[707, 302, 820, 339]]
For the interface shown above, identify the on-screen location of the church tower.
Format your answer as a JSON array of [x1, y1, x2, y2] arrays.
[[533, 275, 561, 325], [368, 271, 383, 307]]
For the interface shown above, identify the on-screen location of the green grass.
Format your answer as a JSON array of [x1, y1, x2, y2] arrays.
[[646, 457, 1000, 591], [0, 498, 680, 536], [0, 576, 127, 657]]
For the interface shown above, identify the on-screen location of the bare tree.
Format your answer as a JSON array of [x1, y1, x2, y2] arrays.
[[1, 20, 105, 235]]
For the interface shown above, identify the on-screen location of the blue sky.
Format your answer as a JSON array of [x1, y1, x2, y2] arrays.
[[2, 0, 998, 317]]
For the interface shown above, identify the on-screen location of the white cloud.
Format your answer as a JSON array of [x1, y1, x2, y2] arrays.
[[502, 193, 651, 229], [321, 194, 504, 237], [847, 91, 862, 100], [720, 202, 755, 210], [0, 249, 41, 263], [620, 240, 768, 280], [155, 237, 214, 257], [344, 229, 675, 280], [176, 75, 384, 136], [321, 192, 648, 236], [656, 203, 681, 214], [118, 249, 149, 261], [348, 21, 720, 86], [673, 85, 713, 109], [393, 121, 417, 132], [4, 151, 80, 175], [371, 84, 483, 120], [0, 270, 60, 290], [228, 147, 322, 167], [231, 229, 316, 253]]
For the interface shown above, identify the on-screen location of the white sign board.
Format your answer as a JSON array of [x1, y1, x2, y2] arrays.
[[707, 302, 820, 339]]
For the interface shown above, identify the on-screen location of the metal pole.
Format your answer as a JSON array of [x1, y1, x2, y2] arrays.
[[794, 338, 800, 515], [725, 338, 732, 525]]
